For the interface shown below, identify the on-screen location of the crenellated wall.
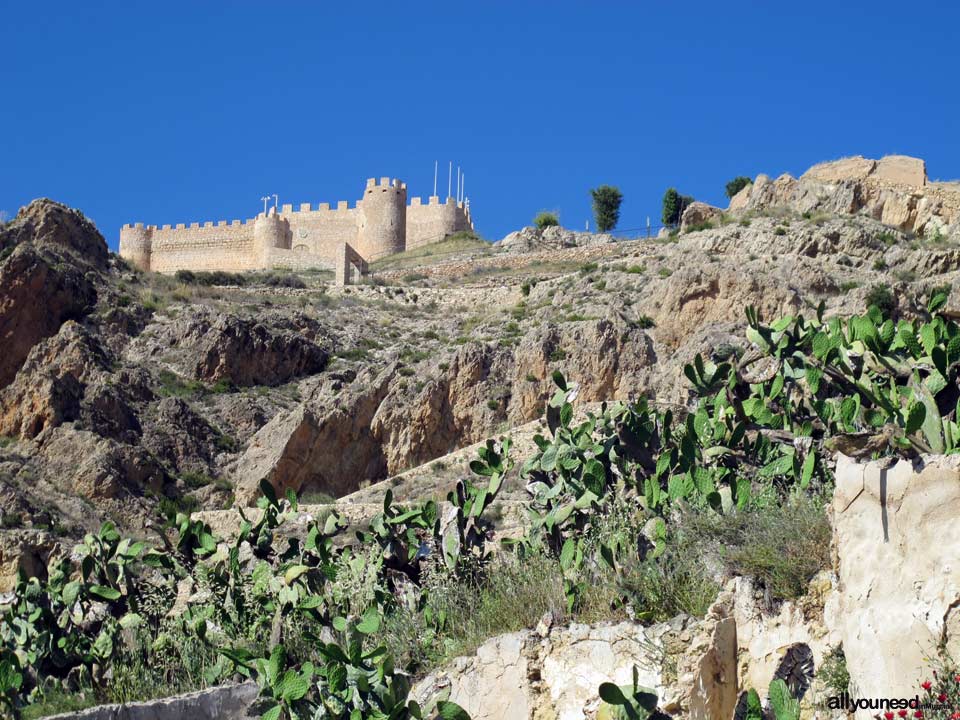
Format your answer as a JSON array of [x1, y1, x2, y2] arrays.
[[119, 176, 476, 276], [406, 196, 473, 250]]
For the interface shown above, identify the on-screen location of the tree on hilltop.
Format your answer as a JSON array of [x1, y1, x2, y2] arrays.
[[590, 185, 623, 233], [725, 176, 752, 199], [662, 188, 694, 227]]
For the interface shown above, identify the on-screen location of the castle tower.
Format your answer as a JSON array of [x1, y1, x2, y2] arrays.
[[253, 210, 287, 268], [358, 177, 406, 261], [119, 224, 152, 271]]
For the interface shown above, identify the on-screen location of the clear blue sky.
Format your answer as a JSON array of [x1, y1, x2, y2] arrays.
[[2, 1, 957, 248]]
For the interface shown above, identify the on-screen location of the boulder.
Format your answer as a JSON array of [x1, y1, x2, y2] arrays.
[[0, 198, 109, 269], [233, 368, 392, 505], [0, 321, 112, 439], [495, 226, 615, 253], [680, 201, 724, 232]]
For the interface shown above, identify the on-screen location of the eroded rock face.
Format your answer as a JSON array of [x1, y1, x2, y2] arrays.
[[36, 425, 165, 501], [509, 315, 655, 423], [0, 198, 109, 270], [0, 529, 55, 593], [232, 368, 393, 505], [0, 321, 114, 439], [191, 315, 329, 387], [830, 454, 960, 704], [141, 397, 221, 475], [45, 681, 259, 720], [731, 154, 960, 238], [0, 245, 99, 388]]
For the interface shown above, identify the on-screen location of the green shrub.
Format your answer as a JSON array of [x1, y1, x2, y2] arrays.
[[156, 369, 207, 398], [725, 176, 752, 199], [774, 227, 787, 236], [817, 645, 850, 697], [865, 284, 896, 316], [262, 273, 306, 289], [548, 348, 567, 362], [634, 315, 655, 329], [534, 211, 560, 229]]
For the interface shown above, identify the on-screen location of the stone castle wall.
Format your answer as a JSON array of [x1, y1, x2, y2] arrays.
[[119, 177, 474, 275], [406, 196, 474, 250]]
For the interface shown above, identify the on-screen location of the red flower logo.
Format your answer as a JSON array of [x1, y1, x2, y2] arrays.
[[939, 693, 947, 702], [922, 681, 933, 690], [884, 713, 895, 720]]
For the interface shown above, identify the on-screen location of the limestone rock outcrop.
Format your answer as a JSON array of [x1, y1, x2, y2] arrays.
[[680, 201, 724, 232], [509, 315, 655, 423], [411, 620, 694, 720], [232, 368, 393, 505], [830, 454, 960, 707], [190, 315, 329, 387], [0, 321, 115, 439], [729, 154, 960, 238], [0, 245, 99, 388], [495, 226, 615, 253], [0, 198, 109, 270]]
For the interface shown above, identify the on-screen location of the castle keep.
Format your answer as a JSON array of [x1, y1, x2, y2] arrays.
[[119, 177, 474, 280]]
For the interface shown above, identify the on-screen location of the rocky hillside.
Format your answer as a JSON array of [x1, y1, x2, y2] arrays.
[[3, 179, 960, 588]]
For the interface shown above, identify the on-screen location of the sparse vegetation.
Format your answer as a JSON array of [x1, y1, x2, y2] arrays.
[[865, 283, 895, 316], [534, 211, 560, 229], [725, 176, 752, 198]]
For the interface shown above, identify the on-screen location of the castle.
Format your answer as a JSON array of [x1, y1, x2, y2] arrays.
[[119, 177, 474, 282]]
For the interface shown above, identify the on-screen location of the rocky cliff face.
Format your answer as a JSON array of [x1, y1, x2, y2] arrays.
[[3, 181, 960, 580]]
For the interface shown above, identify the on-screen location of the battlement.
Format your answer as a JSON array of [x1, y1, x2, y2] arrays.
[[364, 177, 406, 193], [119, 174, 477, 276]]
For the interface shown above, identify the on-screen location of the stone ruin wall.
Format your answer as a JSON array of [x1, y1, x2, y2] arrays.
[[119, 177, 475, 275]]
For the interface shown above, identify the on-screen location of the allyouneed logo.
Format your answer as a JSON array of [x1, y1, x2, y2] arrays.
[[826, 690, 951, 715]]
